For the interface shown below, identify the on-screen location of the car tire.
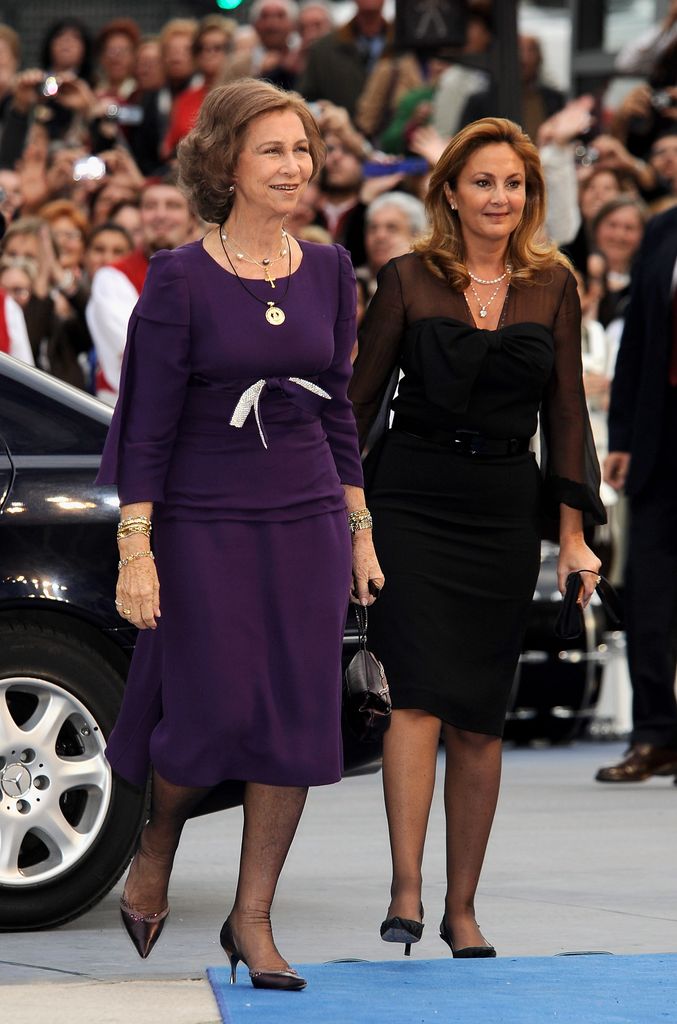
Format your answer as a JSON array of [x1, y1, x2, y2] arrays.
[[0, 619, 146, 930]]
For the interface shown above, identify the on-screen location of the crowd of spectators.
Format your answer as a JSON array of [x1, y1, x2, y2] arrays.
[[0, 0, 675, 439]]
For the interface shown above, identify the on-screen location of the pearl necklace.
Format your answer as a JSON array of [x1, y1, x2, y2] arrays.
[[467, 265, 511, 285], [468, 278, 508, 319], [221, 228, 289, 288]]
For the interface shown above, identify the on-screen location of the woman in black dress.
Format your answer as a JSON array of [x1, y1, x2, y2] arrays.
[[349, 118, 605, 958]]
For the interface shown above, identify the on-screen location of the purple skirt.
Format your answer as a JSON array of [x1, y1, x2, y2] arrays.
[[106, 511, 352, 788]]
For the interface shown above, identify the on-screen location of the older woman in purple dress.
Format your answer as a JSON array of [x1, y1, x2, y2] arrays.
[[96, 78, 383, 989]]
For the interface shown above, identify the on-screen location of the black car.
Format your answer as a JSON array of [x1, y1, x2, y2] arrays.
[[0, 353, 380, 932], [0, 354, 608, 931]]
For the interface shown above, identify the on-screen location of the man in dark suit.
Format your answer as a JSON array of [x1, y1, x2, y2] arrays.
[[596, 204, 677, 782]]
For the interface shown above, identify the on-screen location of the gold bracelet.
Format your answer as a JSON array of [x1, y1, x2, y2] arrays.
[[117, 516, 151, 532], [118, 550, 155, 570], [348, 508, 373, 533], [117, 523, 152, 539]]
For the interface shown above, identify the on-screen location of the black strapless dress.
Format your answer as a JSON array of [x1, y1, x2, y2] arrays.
[[349, 255, 605, 736]]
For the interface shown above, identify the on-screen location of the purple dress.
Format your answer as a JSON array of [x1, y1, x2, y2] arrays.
[[96, 239, 363, 788]]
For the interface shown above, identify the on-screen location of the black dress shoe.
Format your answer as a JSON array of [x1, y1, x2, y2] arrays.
[[595, 744, 677, 783], [380, 905, 424, 957], [439, 918, 496, 958]]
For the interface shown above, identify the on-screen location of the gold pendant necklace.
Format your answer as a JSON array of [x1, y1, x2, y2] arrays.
[[221, 229, 288, 291], [265, 302, 285, 325], [219, 224, 292, 326]]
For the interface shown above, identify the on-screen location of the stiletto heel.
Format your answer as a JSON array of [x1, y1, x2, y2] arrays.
[[380, 903, 425, 956], [219, 918, 307, 991], [439, 917, 496, 958], [119, 896, 169, 959]]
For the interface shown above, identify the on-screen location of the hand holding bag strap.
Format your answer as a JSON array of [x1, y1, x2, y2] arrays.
[[554, 570, 622, 639]]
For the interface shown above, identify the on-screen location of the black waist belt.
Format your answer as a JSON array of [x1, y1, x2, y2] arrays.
[[392, 415, 530, 456]]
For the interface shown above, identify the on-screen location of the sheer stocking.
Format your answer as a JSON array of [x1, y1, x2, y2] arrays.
[[382, 709, 441, 922], [442, 724, 501, 949], [122, 770, 209, 916], [226, 782, 308, 972]]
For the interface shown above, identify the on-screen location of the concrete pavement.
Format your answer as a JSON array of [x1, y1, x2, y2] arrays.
[[1, 741, 676, 1020]]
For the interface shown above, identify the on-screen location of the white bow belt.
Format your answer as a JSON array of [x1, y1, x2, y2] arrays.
[[229, 377, 331, 449]]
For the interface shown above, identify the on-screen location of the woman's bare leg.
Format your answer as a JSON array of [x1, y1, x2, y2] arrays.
[[123, 771, 209, 914], [382, 709, 441, 921], [442, 723, 502, 949], [227, 782, 308, 971]]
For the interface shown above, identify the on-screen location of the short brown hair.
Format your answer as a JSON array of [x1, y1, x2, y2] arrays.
[[415, 117, 568, 289], [178, 78, 326, 225], [38, 199, 88, 239]]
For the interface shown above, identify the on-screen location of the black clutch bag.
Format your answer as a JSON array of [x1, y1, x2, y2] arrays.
[[343, 605, 392, 742], [554, 570, 623, 639]]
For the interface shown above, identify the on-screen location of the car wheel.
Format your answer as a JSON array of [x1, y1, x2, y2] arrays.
[[0, 619, 146, 930]]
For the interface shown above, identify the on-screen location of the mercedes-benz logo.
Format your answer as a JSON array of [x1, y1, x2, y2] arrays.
[[1, 762, 32, 799]]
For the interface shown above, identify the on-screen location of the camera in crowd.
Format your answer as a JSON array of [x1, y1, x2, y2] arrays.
[[650, 89, 677, 112], [573, 144, 600, 167], [41, 75, 59, 98], [72, 155, 107, 182], [104, 103, 144, 127]]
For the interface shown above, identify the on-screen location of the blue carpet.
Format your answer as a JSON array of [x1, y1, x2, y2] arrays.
[[207, 954, 677, 1023]]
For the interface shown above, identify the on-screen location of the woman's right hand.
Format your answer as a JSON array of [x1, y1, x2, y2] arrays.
[[116, 557, 161, 630]]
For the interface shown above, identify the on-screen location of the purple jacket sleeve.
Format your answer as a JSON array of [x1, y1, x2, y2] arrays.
[[95, 249, 191, 504], [317, 244, 364, 489]]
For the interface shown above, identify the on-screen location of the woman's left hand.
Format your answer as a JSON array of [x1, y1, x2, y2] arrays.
[[557, 536, 602, 607], [350, 531, 385, 606]]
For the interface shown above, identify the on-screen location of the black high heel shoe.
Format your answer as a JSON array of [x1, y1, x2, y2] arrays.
[[439, 917, 496, 959], [380, 904, 425, 957], [219, 918, 307, 991], [120, 896, 169, 959]]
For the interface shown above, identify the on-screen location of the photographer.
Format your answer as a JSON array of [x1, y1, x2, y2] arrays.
[[0, 69, 97, 170], [610, 34, 677, 159]]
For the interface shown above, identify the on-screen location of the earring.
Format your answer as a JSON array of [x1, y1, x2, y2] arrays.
[[228, 184, 235, 193], [450, 202, 456, 210]]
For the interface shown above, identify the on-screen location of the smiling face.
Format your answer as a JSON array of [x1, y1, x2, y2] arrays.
[[445, 142, 526, 250], [140, 184, 194, 253], [231, 110, 314, 220], [580, 170, 621, 222], [594, 205, 644, 271]]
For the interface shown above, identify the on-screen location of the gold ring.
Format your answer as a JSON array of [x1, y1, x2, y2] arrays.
[[122, 607, 132, 616]]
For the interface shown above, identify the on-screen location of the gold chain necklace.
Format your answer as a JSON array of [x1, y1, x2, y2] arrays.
[[220, 228, 288, 288], [218, 225, 291, 326]]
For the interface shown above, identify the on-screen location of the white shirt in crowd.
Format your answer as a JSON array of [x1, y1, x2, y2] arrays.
[[85, 266, 140, 406]]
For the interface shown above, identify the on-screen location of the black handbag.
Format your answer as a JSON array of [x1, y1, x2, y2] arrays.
[[343, 605, 392, 742], [554, 570, 623, 639]]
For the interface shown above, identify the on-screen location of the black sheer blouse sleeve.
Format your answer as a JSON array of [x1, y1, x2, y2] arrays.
[[540, 269, 606, 525], [348, 259, 406, 451]]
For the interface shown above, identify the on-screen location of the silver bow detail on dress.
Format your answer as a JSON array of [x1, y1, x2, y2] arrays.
[[229, 377, 331, 449]]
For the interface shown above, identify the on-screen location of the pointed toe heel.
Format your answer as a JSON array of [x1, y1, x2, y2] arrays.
[[120, 897, 169, 959], [219, 918, 307, 991], [439, 918, 496, 959]]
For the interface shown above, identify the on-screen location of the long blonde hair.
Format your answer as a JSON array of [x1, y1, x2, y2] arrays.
[[414, 117, 568, 289]]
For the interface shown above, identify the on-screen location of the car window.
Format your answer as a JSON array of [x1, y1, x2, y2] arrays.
[[0, 365, 110, 456]]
